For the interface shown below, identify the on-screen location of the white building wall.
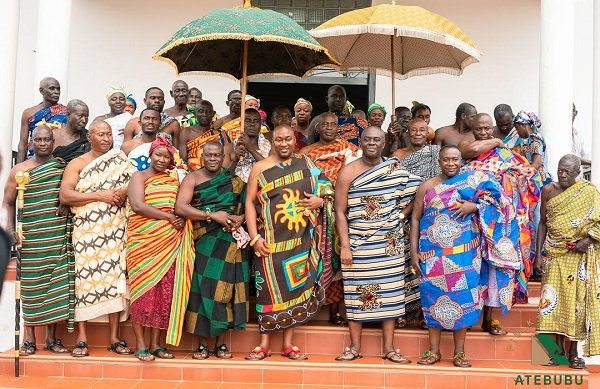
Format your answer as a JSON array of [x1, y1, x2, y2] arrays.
[[9, 0, 594, 166]]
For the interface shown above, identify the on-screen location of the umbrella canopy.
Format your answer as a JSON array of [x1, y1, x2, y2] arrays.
[[309, 3, 481, 80], [153, 4, 339, 80]]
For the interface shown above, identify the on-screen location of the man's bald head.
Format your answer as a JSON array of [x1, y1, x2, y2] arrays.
[[559, 154, 581, 172], [32, 125, 54, 140], [361, 125, 385, 138], [39, 77, 59, 88], [321, 111, 337, 122], [203, 140, 224, 153], [89, 120, 111, 135]]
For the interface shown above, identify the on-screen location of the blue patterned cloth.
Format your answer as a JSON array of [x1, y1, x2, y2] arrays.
[[418, 170, 522, 330]]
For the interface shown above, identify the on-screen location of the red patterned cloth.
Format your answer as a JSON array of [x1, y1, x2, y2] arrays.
[[129, 262, 175, 329]]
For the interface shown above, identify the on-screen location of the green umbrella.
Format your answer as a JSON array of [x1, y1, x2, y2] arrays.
[[153, 0, 339, 135], [154, 2, 338, 80]]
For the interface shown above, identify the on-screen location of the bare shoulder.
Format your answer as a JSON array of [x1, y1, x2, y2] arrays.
[[542, 182, 561, 200], [66, 153, 92, 174], [21, 104, 42, 119], [419, 176, 442, 195], [299, 143, 317, 155], [392, 147, 410, 160]]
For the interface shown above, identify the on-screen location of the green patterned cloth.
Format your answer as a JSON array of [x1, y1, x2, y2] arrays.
[[21, 159, 75, 330], [184, 169, 249, 338]]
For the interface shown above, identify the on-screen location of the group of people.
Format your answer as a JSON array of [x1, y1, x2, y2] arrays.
[[3, 76, 598, 369]]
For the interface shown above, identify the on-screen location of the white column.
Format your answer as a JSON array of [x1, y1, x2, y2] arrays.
[[592, 1, 600, 184], [538, 0, 575, 176], [33, 0, 73, 99], [0, 0, 20, 202]]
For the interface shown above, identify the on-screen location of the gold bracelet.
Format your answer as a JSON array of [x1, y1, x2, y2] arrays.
[[205, 208, 212, 223], [249, 234, 261, 247]]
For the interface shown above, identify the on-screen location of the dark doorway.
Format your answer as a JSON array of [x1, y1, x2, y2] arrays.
[[248, 80, 370, 127]]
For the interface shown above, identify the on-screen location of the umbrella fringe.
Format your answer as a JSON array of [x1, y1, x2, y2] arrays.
[[154, 33, 340, 66], [310, 24, 481, 60], [366, 56, 479, 80]]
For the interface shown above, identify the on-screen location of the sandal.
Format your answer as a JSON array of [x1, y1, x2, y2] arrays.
[[213, 344, 233, 359], [135, 349, 155, 362], [281, 346, 308, 361], [330, 313, 348, 326], [545, 356, 559, 366], [71, 341, 89, 358], [44, 339, 69, 354], [335, 347, 363, 362], [417, 350, 441, 365], [453, 352, 471, 368], [395, 318, 407, 329], [382, 349, 411, 364], [245, 346, 271, 361], [192, 345, 210, 360], [108, 340, 133, 355], [19, 340, 37, 356], [151, 347, 174, 359], [568, 355, 586, 369], [417, 319, 428, 330], [481, 319, 507, 336]]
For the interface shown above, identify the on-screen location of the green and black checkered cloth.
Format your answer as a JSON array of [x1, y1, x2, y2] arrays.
[[184, 169, 249, 338]]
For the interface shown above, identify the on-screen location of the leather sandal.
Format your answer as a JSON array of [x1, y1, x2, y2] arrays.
[[453, 352, 471, 368], [19, 340, 37, 356], [335, 347, 362, 362], [382, 349, 411, 364], [417, 350, 441, 365], [213, 344, 233, 359], [192, 344, 210, 360], [245, 346, 271, 361], [281, 346, 308, 361]]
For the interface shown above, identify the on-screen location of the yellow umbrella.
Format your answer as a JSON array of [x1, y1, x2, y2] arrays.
[[310, 1, 481, 116]]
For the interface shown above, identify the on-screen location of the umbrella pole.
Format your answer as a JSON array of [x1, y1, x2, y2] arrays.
[[390, 33, 396, 121], [240, 40, 248, 133], [14, 171, 29, 377]]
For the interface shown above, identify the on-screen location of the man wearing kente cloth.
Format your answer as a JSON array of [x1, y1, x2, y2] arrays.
[[534, 155, 600, 367], [60, 121, 135, 358], [411, 145, 521, 368], [244, 125, 334, 361], [301, 111, 359, 325], [212, 90, 243, 142], [334, 126, 421, 363], [17, 77, 68, 162], [3, 126, 74, 356], [126, 137, 194, 361], [181, 100, 232, 172], [460, 113, 542, 335], [311, 85, 368, 147], [53, 99, 91, 163], [176, 141, 248, 360]]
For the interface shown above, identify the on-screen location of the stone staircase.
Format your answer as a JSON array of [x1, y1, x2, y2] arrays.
[[0, 260, 592, 388]]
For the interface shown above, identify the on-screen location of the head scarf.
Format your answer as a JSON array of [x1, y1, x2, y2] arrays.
[[294, 97, 313, 112], [149, 136, 177, 169], [35, 118, 62, 130], [367, 103, 387, 117], [106, 86, 127, 102], [513, 110, 541, 130], [411, 101, 431, 118], [127, 94, 137, 110], [245, 94, 260, 105]]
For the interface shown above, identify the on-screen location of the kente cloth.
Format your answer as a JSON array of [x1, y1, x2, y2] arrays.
[[399, 144, 442, 180], [21, 159, 75, 330], [105, 112, 133, 150], [402, 233, 421, 321], [336, 113, 368, 146], [537, 180, 600, 357], [234, 133, 271, 183], [52, 130, 91, 163], [305, 139, 359, 185], [418, 171, 521, 330], [186, 128, 232, 171], [504, 129, 552, 186], [254, 155, 334, 333], [126, 172, 194, 345], [71, 149, 135, 322], [27, 104, 67, 159], [219, 118, 242, 142], [184, 169, 249, 338], [462, 147, 542, 304], [343, 158, 422, 322]]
